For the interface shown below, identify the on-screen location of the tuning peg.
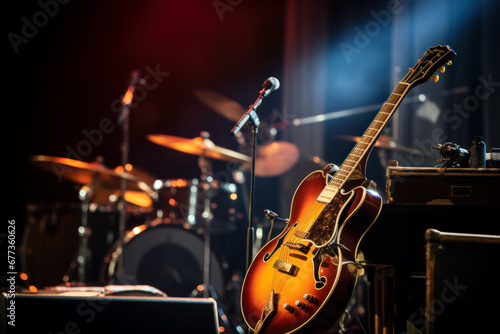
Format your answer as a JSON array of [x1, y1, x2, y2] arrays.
[[446, 60, 453, 66], [431, 74, 439, 82], [438, 66, 446, 73]]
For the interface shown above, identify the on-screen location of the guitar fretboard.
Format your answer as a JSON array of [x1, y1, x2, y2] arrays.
[[317, 82, 411, 203]]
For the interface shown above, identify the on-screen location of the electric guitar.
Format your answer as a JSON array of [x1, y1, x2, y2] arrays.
[[240, 45, 456, 334]]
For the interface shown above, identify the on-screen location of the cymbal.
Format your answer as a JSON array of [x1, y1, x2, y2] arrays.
[[147, 134, 251, 164], [254, 141, 300, 177], [114, 164, 158, 187], [30, 155, 152, 193], [193, 88, 246, 122], [337, 135, 423, 155]]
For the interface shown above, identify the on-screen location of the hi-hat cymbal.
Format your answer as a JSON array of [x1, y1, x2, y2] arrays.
[[30, 155, 152, 193], [147, 134, 251, 164], [193, 88, 246, 122], [254, 141, 300, 177], [337, 134, 423, 155]]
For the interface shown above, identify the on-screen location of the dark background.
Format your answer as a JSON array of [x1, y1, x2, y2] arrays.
[[4, 0, 500, 306]]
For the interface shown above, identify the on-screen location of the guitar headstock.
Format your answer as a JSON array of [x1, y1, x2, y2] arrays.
[[403, 45, 456, 88]]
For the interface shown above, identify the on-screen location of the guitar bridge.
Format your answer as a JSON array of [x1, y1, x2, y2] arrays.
[[273, 260, 298, 276]]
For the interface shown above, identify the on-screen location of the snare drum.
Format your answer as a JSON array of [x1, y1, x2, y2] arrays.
[[153, 178, 238, 225], [101, 222, 225, 298]]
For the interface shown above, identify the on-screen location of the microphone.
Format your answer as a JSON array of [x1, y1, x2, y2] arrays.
[[118, 70, 142, 125], [264, 209, 278, 219], [121, 70, 141, 106], [262, 77, 280, 96], [230, 77, 280, 136]]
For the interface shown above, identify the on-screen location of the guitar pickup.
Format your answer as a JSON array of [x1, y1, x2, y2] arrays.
[[273, 260, 298, 276], [284, 242, 310, 254]]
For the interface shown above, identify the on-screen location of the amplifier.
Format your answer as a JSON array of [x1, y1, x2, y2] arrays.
[[386, 167, 500, 205], [425, 229, 500, 334], [1, 292, 219, 334]]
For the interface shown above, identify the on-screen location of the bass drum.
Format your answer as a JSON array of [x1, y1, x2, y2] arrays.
[[101, 222, 225, 298]]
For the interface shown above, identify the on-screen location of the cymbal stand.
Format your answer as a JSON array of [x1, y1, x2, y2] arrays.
[[116, 70, 141, 282], [199, 132, 214, 298], [66, 180, 97, 284]]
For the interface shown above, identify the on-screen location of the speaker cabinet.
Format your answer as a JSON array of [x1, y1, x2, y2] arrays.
[[425, 229, 500, 334], [1, 293, 219, 334]]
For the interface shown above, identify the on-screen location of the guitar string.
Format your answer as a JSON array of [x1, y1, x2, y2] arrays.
[[288, 81, 411, 247], [267, 49, 447, 310], [272, 82, 409, 293]]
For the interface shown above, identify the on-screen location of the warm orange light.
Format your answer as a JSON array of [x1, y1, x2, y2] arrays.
[[132, 227, 142, 235], [219, 326, 226, 332], [29, 285, 38, 293], [168, 198, 177, 206], [20, 272, 28, 281], [230, 193, 238, 200], [122, 87, 135, 105], [124, 191, 153, 208], [197, 285, 204, 292]]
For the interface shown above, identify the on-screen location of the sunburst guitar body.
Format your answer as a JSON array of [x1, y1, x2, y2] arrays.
[[241, 169, 382, 333]]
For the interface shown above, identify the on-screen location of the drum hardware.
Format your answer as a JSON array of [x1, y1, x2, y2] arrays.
[[291, 86, 470, 127], [116, 70, 142, 284], [30, 155, 154, 284], [147, 130, 237, 299], [197, 132, 216, 298], [147, 133, 252, 164]]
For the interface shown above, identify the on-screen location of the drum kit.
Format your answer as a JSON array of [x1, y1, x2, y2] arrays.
[[23, 89, 303, 301], [23, 85, 421, 332]]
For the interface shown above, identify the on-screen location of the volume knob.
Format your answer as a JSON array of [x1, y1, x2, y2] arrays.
[[303, 294, 318, 304], [295, 300, 310, 311], [283, 303, 295, 314]]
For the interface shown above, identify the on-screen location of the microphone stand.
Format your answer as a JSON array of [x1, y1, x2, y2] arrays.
[[232, 78, 278, 334], [231, 88, 269, 275]]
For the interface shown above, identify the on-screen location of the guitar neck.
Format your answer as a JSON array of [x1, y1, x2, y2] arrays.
[[317, 81, 412, 203]]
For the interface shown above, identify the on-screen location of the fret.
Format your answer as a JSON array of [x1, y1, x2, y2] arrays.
[[319, 80, 413, 202], [312, 44, 458, 206], [386, 93, 402, 104], [380, 104, 394, 113]]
